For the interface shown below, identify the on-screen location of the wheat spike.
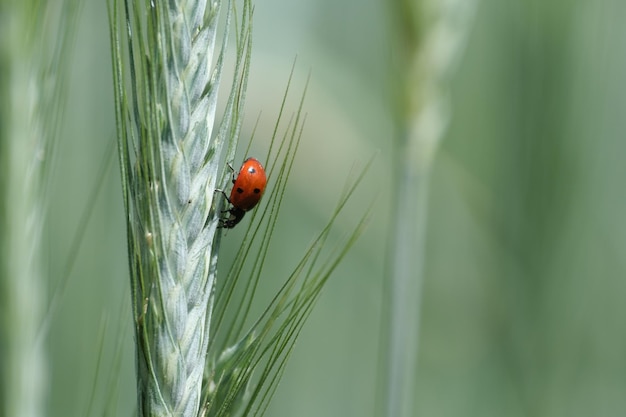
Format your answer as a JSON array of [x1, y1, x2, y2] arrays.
[[109, 0, 252, 414]]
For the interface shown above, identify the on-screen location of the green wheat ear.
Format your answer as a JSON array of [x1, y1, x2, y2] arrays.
[[109, 0, 252, 415], [109, 0, 370, 415]]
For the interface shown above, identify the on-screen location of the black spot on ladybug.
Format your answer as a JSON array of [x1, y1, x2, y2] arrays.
[[248, 167, 256, 174], [253, 188, 260, 194], [236, 187, 244, 194]]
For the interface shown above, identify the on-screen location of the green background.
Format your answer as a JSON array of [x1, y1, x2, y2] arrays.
[[45, 0, 626, 416]]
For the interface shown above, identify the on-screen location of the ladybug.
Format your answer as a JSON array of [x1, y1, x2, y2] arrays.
[[218, 157, 267, 229]]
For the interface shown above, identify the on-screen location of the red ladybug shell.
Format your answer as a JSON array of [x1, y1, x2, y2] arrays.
[[229, 157, 267, 211]]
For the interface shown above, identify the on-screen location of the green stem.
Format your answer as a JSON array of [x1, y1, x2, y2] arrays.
[[384, 128, 434, 417], [381, 1, 477, 416]]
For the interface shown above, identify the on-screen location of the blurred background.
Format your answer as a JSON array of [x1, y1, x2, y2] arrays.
[[40, 0, 626, 416]]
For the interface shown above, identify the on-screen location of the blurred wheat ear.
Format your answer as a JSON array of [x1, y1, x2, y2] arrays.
[[382, 0, 477, 416], [0, 1, 78, 416], [108, 0, 252, 414]]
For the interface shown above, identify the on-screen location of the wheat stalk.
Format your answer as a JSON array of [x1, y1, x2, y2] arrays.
[[109, 0, 252, 415], [383, 0, 478, 416]]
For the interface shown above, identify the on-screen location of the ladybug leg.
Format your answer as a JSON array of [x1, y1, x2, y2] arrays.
[[214, 188, 232, 204], [214, 189, 232, 229], [217, 204, 229, 228], [226, 162, 236, 183], [218, 207, 245, 229]]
